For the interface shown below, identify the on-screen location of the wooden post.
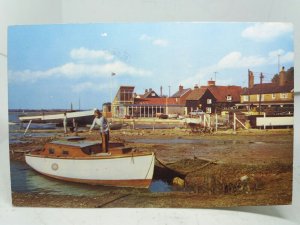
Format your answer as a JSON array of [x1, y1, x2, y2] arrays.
[[153, 118, 155, 131], [23, 120, 32, 137], [102, 133, 106, 152], [215, 113, 218, 133], [233, 113, 236, 134], [263, 112, 266, 130]]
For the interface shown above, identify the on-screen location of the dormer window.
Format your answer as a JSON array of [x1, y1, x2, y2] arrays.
[[226, 95, 232, 101]]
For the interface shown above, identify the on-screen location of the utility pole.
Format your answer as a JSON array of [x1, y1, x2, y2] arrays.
[[278, 54, 281, 74], [259, 73, 264, 114]]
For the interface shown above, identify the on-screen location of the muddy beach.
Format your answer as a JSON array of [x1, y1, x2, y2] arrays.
[[10, 128, 293, 208]]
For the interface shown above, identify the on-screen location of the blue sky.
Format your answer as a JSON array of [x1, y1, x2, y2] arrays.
[[8, 22, 294, 109]]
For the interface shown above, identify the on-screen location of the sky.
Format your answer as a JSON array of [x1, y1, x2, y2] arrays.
[[8, 22, 294, 109]]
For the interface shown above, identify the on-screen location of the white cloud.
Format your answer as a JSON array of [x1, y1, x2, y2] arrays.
[[9, 48, 151, 83], [181, 49, 294, 87], [241, 22, 293, 42], [70, 47, 114, 61], [101, 32, 108, 37], [268, 49, 294, 64], [217, 52, 267, 69], [139, 34, 169, 47]]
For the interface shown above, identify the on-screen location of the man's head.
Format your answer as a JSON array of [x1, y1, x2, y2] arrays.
[[94, 109, 102, 118]]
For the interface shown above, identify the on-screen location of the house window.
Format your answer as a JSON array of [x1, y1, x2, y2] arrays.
[[257, 94, 264, 101], [226, 95, 232, 101], [243, 96, 249, 101], [272, 93, 276, 99], [62, 150, 69, 155], [206, 107, 211, 113], [48, 148, 55, 154], [207, 99, 212, 104], [280, 93, 288, 99], [151, 92, 155, 96]]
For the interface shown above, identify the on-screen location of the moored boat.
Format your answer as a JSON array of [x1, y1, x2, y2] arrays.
[[25, 137, 155, 188]]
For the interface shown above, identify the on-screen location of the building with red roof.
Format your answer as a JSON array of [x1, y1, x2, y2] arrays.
[[186, 81, 243, 114]]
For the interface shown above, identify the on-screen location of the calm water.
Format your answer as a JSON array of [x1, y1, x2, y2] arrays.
[[10, 161, 176, 195]]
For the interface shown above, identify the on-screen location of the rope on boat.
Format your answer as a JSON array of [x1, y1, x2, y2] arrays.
[[155, 157, 172, 170], [144, 153, 155, 179]]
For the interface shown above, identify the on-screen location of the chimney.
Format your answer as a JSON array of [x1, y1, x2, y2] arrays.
[[149, 88, 152, 92], [279, 66, 287, 86], [160, 86, 163, 97], [248, 70, 254, 88], [194, 84, 199, 89], [145, 89, 148, 93], [207, 80, 216, 86], [179, 85, 184, 92]]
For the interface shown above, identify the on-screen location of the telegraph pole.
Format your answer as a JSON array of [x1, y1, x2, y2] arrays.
[[278, 54, 281, 74], [259, 73, 264, 114]]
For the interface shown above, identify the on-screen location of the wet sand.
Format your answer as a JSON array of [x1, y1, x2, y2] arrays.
[[10, 128, 293, 208]]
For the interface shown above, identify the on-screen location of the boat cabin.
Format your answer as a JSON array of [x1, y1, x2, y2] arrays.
[[33, 138, 127, 158]]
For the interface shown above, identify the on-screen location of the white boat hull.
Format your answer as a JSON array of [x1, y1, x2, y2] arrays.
[[25, 153, 155, 188]]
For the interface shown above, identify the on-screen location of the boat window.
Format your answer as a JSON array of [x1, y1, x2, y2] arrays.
[[48, 148, 55, 154], [62, 150, 69, 155]]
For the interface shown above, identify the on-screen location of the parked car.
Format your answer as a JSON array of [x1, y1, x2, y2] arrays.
[[190, 109, 205, 116], [156, 113, 168, 119]]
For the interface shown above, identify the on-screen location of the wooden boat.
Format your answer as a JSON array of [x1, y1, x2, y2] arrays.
[[25, 136, 155, 188]]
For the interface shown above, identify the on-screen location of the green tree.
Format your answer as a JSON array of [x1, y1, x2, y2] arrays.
[[272, 74, 279, 84], [271, 67, 294, 84]]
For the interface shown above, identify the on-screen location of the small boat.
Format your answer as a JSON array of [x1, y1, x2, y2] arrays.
[[25, 136, 155, 188], [109, 123, 124, 130]]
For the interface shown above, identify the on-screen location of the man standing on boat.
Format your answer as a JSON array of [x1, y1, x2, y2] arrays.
[[89, 109, 110, 152]]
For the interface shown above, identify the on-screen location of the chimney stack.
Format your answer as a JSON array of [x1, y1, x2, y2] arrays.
[[160, 86, 163, 97], [279, 66, 287, 86], [248, 70, 254, 88], [194, 84, 199, 89], [207, 80, 216, 86], [179, 85, 184, 92], [145, 89, 148, 93]]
